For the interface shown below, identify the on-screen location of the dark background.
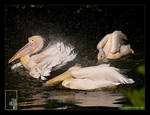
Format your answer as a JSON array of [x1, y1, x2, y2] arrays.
[[5, 4, 145, 67], [5, 5, 144, 49]]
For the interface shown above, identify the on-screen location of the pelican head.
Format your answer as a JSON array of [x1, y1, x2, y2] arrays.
[[97, 49, 105, 64], [8, 36, 44, 64]]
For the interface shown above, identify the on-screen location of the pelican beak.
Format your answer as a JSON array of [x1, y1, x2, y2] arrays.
[[131, 49, 134, 54], [97, 59, 101, 64], [8, 42, 37, 64], [44, 70, 72, 87]]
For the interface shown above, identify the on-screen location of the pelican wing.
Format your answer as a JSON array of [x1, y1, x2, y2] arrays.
[[62, 64, 134, 90], [70, 64, 113, 80], [30, 42, 77, 78], [71, 64, 134, 84], [97, 33, 112, 50], [111, 31, 127, 53]]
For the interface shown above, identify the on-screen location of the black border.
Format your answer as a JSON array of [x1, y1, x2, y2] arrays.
[[0, 0, 149, 113]]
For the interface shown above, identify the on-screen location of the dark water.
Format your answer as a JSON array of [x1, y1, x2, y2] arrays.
[[5, 5, 145, 110], [5, 50, 144, 110]]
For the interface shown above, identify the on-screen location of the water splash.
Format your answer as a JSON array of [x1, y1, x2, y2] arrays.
[[11, 40, 77, 80]]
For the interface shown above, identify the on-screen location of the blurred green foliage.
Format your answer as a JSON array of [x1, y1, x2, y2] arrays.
[[120, 88, 145, 110], [13, 4, 103, 16], [75, 4, 102, 14], [120, 64, 145, 110], [76, 8, 82, 14], [136, 64, 145, 75], [15, 5, 44, 9], [127, 88, 145, 107]]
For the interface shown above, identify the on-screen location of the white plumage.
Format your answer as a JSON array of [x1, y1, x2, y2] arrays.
[[97, 30, 134, 63], [45, 64, 134, 90], [29, 42, 77, 79], [8, 36, 77, 80]]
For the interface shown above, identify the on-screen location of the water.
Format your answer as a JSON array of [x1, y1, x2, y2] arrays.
[[5, 42, 144, 110], [5, 5, 144, 110], [18, 89, 124, 110]]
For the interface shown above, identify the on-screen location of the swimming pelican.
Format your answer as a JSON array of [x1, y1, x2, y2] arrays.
[[97, 30, 134, 63], [44, 64, 134, 90], [8, 36, 77, 80]]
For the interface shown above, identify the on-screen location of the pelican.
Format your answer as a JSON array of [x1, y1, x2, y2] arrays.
[[8, 36, 77, 80], [97, 30, 134, 63], [44, 64, 134, 90]]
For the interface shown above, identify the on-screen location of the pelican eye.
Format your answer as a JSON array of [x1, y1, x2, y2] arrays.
[[30, 39, 34, 42]]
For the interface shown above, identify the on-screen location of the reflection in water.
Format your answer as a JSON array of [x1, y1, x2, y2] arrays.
[[18, 89, 124, 110], [48, 90, 124, 107]]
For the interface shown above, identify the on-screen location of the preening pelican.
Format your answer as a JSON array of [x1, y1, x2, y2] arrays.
[[8, 36, 77, 80], [44, 64, 134, 90], [97, 30, 134, 63]]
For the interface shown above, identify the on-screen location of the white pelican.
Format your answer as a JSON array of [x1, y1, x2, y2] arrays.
[[44, 64, 134, 90], [8, 36, 77, 80], [97, 30, 134, 63]]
